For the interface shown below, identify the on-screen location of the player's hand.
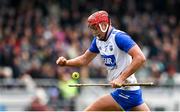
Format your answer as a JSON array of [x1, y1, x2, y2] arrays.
[[110, 78, 124, 88], [56, 56, 67, 66]]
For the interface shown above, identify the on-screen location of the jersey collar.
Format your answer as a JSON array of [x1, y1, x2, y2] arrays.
[[106, 27, 114, 40]]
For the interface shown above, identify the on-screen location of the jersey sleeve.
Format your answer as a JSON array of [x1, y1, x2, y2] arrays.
[[88, 38, 99, 53], [115, 32, 136, 53]]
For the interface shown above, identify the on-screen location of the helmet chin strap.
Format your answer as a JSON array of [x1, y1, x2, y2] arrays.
[[98, 23, 109, 41], [99, 23, 109, 33]]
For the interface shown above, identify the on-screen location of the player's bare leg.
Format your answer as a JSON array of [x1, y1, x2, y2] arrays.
[[130, 102, 150, 111], [84, 94, 123, 111]]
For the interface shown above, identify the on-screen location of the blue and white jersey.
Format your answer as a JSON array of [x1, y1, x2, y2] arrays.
[[89, 28, 139, 90]]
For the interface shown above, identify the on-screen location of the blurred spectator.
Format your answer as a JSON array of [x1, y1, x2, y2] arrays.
[[58, 73, 78, 100], [57, 68, 79, 110], [47, 86, 60, 110], [20, 73, 36, 93], [160, 64, 176, 86], [26, 97, 53, 111], [26, 87, 53, 111], [0, 66, 13, 78]]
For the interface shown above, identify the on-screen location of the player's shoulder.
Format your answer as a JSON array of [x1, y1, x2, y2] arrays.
[[112, 29, 131, 40], [112, 28, 131, 39], [112, 28, 126, 34]]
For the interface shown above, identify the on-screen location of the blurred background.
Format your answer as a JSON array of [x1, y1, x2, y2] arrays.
[[0, 0, 179, 111]]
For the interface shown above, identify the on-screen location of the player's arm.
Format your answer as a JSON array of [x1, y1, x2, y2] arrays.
[[117, 45, 146, 82], [56, 50, 97, 67], [111, 33, 146, 87], [56, 37, 99, 67]]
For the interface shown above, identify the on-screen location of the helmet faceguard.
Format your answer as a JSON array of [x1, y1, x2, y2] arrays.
[[88, 11, 110, 41]]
